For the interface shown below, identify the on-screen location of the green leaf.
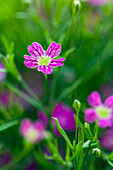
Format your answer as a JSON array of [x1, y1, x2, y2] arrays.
[[52, 117, 74, 150], [107, 152, 113, 160], [107, 160, 113, 167], [0, 120, 19, 132], [82, 140, 91, 149]]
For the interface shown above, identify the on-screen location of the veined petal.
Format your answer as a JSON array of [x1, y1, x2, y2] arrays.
[[84, 108, 97, 123], [28, 42, 44, 57], [49, 58, 65, 68], [46, 42, 61, 59], [98, 119, 112, 128], [24, 55, 38, 68], [38, 65, 53, 74], [87, 91, 102, 107], [104, 95, 113, 111]]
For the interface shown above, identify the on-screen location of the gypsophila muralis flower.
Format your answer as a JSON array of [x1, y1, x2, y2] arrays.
[[19, 118, 45, 143], [84, 91, 113, 128], [24, 42, 65, 74]]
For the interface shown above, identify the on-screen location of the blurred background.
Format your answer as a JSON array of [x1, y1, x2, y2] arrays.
[[0, 0, 113, 169]]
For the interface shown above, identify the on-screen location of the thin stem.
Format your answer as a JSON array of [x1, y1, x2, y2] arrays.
[[75, 111, 79, 149], [44, 74, 49, 106], [93, 121, 99, 141], [82, 141, 91, 169], [65, 143, 70, 162], [74, 111, 79, 170]]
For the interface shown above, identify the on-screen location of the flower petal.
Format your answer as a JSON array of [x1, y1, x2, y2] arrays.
[[98, 119, 112, 128], [46, 42, 61, 59], [38, 65, 53, 74], [84, 108, 97, 123], [87, 91, 102, 107], [104, 95, 113, 111], [49, 58, 65, 68], [28, 42, 44, 57], [19, 118, 32, 136], [24, 55, 38, 68]]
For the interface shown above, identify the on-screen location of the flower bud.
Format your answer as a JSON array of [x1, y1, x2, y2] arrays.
[[92, 148, 101, 157], [73, 99, 81, 112], [84, 122, 93, 137], [84, 122, 90, 129], [73, 0, 81, 13]]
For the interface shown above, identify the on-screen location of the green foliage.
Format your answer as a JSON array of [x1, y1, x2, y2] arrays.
[[0, 0, 113, 169]]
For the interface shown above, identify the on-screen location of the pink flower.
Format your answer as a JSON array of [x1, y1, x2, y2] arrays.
[[89, 0, 107, 5], [100, 129, 113, 151], [0, 62, 6, 83], [19, 118, 45, 143], [84, 91, 113, 128], [24, 42, 65, 74], [51, 103, 75, 136], [37, 111, 48, 128]]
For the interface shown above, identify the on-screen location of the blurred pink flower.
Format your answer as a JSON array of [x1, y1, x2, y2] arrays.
[[24, 42, 65, 74], [51, 103, 75, 136], [19, 118, 45, 143], [100, 129, 113, 151], [84, 91, 113, 128], [0, 91, 9, 106], [37, 111, 48, 128], [0, 62, 6, 83], [90, 0, 107, 5]]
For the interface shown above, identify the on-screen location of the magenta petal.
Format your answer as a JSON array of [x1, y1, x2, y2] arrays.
[[19, 118, 32, 136], [34, 121, 45, 142], [38, 111, 48, 128], [28, 42, 44, 57], [24, 55, 38, 68], [46, 42, 61, 59], [38, 65, 53, 74], [104, 95, 113, 111], [84, 108, 97, 123], [49, 58, 65, 68], [98, 119, 112, 128], [87, 91, 102, 107], [52, 103, 75, 136]]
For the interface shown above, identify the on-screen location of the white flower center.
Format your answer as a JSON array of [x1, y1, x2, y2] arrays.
[[26, 127, 38, 143], [38, 55, 51, 66], [95, 105, 112, 119]]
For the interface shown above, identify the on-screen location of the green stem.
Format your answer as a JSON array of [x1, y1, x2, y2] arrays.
[[75, 111, 79, 149], [44, 74, 49, 106], [50, 69, 59, 102], [74, 111, 79, 170], [81, 141, 91, 169], [93, 121, 99, 141], [65, 143, 70, 162]]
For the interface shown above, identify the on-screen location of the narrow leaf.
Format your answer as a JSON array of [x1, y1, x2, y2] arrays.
[[52, 117, 73, 150], [0, 120, 19, 132]]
